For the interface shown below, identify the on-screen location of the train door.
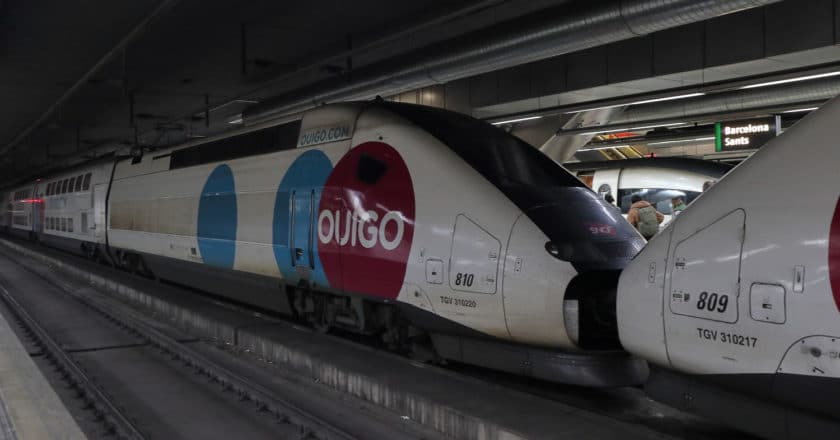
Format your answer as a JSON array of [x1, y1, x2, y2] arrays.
[[33, 184, 44, 235], [664, 209, 746, 372], [289, 189, 315, 280], [93, 182, 108, 241]]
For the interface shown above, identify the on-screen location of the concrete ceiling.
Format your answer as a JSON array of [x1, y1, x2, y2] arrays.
[[0, 0, 571, 184], [3, 0, 834, 182]]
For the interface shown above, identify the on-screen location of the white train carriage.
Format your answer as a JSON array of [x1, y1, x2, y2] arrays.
[[566, 158, 732, 229], [617, 98, 840, 437], [106, 101, 647, 386], [3, 183, 41, 240], [40, 162, 112, 257]]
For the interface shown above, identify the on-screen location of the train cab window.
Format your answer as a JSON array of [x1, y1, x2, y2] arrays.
[[383, 102, 583, 192], [617, 188, 701, 215], [75, 175, 83, 192], [82, 173, 92, 190], [62, 179, 69, 194], [45, 183, 52, 196], [68, 177, 76, 193]]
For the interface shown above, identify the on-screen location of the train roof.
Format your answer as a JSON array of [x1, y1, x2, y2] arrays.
[[563, 157, 733, 177]]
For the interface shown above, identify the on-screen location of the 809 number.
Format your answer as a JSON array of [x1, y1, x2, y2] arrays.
[[697, 291, 728, 313]]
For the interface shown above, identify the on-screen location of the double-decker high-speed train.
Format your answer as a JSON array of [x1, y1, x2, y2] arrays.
[[618, 98, 840, 438], [565, 158, 732, 229], [1, 100, 648, 387]]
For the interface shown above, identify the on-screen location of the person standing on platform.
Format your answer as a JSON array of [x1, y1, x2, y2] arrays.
[[627, 195, 663, 240], [671, 196, 687, 217]]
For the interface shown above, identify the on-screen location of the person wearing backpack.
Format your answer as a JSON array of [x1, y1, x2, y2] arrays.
[[627, 195, 664, 240]]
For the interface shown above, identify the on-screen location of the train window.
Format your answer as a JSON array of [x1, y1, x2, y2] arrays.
[[62, 179, 69, 194], [617, 188, 701, 215], [68, 177, 76, 192], [169, 120, 302, 170], [383, 103, 583, 192], [60, 218, 66, 232], [45, 183, 51, 196], [82, 173, 92, 190], [68, 218, 74, 233], [75, 175, 83, 192]]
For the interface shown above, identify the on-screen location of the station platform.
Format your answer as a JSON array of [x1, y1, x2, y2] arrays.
[[0, 286, 86, 439]]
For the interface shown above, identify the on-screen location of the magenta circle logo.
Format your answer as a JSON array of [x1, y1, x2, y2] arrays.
[[829, 196, 840, 314], [317, 142, 415, 299]]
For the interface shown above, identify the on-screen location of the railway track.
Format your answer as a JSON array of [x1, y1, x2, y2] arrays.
[[0, 246, 428, 440], [0, 237, 753, 440]]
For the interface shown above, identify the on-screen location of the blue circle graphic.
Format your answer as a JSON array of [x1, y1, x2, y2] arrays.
[[273, 150, 332, 287], [197, 164, 237, 268]]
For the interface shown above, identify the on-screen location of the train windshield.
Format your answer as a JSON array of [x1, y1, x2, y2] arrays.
[[385, 103, 644, 270], [382, 102, 583, 191]]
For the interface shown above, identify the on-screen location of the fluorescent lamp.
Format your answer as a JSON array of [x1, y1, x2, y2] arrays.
[[576, 145, 630, 152], [578, 122, 684, 136], [782, 107, 819, 113], [648, 137, 715, 146], [740, 71, 840, 89], [228, 118, 243, 124], [565, 93, 706, 114], [491, 116, 542, 125], [626, 92, 706, 106]]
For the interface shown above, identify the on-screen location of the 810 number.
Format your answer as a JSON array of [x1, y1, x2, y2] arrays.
[[454, 273, 475, 287], [697, 291, 728, 313]]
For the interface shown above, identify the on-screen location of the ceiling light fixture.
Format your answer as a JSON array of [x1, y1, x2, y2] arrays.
[[647, 137, 715, 146], [491, 115, 543, 125], [565, 93, 706, 114], [740, 71, 840, 89], [228, 118, 243, 124], [578, 122, 685, 136], [576, 144, 630, 152], [782, 107, 820, 113]]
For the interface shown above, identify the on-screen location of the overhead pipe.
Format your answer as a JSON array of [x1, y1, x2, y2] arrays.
[[244, 0, 779, 124]]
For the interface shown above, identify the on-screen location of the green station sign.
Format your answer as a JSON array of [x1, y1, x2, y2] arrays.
[[715, 116, 779, 152]]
